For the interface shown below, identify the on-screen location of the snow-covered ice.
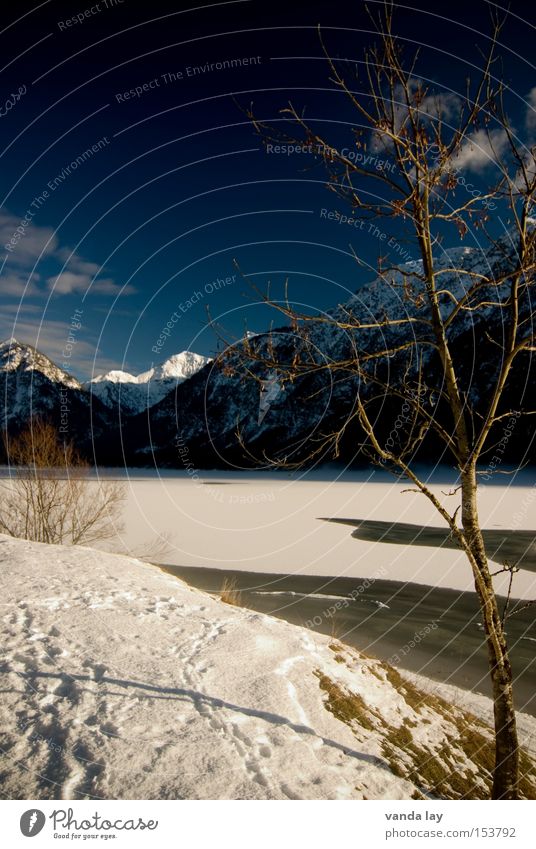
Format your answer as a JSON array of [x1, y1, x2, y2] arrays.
[[111, 470, 536, 599]]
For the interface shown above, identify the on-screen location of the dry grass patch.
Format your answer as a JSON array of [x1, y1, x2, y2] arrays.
[[320, 646, 536, 799], [220, 577, 243, 607], [315, 670, 378, 732]]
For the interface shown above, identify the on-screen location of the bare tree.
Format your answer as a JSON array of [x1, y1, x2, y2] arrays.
[[113, 530, 174, 564], [0, 419, 125, 546], [225, 3, 536, 798]]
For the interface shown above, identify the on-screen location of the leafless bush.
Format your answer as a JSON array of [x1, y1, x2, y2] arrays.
[[114, 531, 174, 564], [0, 420, 125, 546]]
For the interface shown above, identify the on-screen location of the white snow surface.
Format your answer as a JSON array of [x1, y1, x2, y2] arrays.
[[4, 534, 533, 800], [90, 370, 139, 385]]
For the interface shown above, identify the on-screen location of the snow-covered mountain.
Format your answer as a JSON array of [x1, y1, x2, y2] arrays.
[[0, 337, 80, 391], [85, 351, 210, 415], [3, 534, 535, 799], [117, 236, 535, 467], [0, 340, 210, 459], [2, 231, 534, 468], [0, 339, 111, 449]]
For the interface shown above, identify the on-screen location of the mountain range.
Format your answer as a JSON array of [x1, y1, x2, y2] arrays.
[[0, 340, 209, 460], [83, 351, 210, 416], [1, 233, 535, 468], [110, 236, 534, 468]]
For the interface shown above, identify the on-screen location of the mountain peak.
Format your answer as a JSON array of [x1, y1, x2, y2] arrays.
[[90, 369, 139, 385], [86, 350, 211, 414], [0, 337, 24, 352], [0, 339, 81, 389], [138, 350, 211, 383]]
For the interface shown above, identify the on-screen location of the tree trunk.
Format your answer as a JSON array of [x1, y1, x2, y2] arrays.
[[461, 466, 520, 799]]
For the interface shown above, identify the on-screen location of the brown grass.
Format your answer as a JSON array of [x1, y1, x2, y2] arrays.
[[315, 670, 378, 732], [319, 646, 536, 799], [220, 576, 243, 607]]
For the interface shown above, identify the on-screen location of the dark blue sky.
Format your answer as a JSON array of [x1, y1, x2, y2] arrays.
[[1, 0, 534, 379]]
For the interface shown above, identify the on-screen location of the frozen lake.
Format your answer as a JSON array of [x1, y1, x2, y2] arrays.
[[108, 467, 536, 600], [2, 464, 534, 713]]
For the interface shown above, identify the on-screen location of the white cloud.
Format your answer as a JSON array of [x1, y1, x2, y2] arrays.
[[452, 128, 509, 173], [47, 272, 94, 295], [418, 91, 462, 122], [0, 208, 136, 376], [0, 206, 134, 300], [0, 302, 42, 316], [526, 87, 536, 135], [0, 272, 41, 298], [55, 247, 101, 276], [0, 210, 58, 266], [369, 82, 510, 176], [370, 80, 463, 155], [48, 272, 135, 297]]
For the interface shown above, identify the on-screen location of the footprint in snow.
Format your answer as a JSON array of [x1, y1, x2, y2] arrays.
[[100, 721, 120, 738], [94, 666, 107, 683], [53, 674, 80, 704]]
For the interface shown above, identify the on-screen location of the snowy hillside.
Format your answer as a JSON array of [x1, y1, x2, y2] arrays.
[[85, 351, 210, 414], [1, 535, 535, 800]]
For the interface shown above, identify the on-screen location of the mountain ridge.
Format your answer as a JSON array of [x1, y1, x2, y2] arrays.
[[114, 235, 536, 468], [2, 232, 535, 467], [84, 350, 211, 415]]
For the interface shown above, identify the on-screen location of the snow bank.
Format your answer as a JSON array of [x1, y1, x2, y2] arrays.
[[1, 535, 535, 800]]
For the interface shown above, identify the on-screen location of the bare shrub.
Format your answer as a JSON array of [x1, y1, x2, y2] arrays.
[[114, 531, 174, 564], [0, 419, 125, 546]]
